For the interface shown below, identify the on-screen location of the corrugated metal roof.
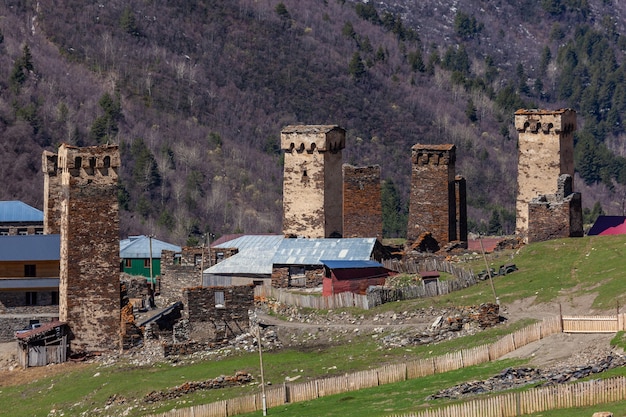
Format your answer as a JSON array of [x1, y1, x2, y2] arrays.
[[0, 201, 43, 223], [215, 234, 283, 251], [205, 236, 377, 275], [320, 260, 383, 269], [208, 235, 284, 274], [120, 235, 181, 259], [0, 235, 60, 261], [273, 238, 376, 265]]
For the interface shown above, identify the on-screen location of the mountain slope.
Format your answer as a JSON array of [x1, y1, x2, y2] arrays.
[[0, 0, 624, 243]]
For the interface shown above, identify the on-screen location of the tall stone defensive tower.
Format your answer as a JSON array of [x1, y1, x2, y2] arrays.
[[408, 144, 460, 248], [58, 144, 121, 352], [342, 164, 382, 239], [515, 109, 577, 241], [281, 125, 345, 238], [42, 151, 62, 235]]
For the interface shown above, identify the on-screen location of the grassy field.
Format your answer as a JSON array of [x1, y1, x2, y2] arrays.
[[2, 234, 626, 416]]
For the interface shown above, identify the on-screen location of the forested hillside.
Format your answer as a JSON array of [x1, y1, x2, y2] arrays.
[[1, 0, 625, 244]]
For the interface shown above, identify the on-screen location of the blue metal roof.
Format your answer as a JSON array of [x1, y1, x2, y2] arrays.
[[273, 238, 376, 265], [0, 201, 43, 223], [320, 260, 383, 269], [0, 278, 59, 289], [0, 234, 60, 261], [119, 235, 181, 259]]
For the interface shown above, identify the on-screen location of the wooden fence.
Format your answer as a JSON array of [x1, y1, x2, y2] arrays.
[[390, 376, 626, 417], [254, 286, 370, 309], [254, 258, 479, 310], [562, 314, 626, 333], [145, 315, 575, 417]]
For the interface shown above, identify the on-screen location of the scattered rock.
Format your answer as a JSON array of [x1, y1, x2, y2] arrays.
[[144, 371, 253, 403], [428, 354, 626, 400]]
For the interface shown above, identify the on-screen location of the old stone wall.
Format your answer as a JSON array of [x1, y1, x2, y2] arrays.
[[0, 291, 57, 309], [159, 247, 210, 306], [0, 316, 58, 342], [407, 144, 457, 248], [281, 125, 345, 238], [515, 109, 577, 240], [454, 175, 468, 244], [527, 175, 583, 243], [211, 247, 238, 265], [42, 151, 62, 235], [0, 225, 44, 235], [271, 265, 324, 288], [183, 286, 253, 342], [342, 164, 382, 239], [58, 144, 121, 353]]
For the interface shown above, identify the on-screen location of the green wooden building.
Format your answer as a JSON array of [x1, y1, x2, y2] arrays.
[[120, 235, 181, 280]]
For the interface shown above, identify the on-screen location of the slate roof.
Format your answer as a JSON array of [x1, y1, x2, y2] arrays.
[[120, 235, 181, 259], [0, 234, 60, 261], [0, 201, 43, 223]]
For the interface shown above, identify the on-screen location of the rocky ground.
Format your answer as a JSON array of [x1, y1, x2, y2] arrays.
[[0, 292, 621, 398]]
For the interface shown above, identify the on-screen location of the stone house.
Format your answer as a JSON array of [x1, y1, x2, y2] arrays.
[[182, 285, 254, 342], [0, 201, 44, 236]]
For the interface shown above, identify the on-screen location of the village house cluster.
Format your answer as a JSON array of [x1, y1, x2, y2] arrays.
[[0, 109, 587, 366]]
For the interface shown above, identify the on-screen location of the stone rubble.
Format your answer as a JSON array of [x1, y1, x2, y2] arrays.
[[144, 371, 253, 403], [428, 354, 626, 400]]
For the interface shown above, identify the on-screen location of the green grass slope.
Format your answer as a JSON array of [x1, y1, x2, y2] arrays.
[[2, 234, 626, 416]]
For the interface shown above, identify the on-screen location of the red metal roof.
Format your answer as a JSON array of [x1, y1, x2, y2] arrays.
[[467, 238, 503, 253]]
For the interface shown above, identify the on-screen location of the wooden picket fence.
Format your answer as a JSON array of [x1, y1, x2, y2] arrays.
[[145, 315, 581, 417], [390, 376, 626, 417], [254, 258, 481, 310], [562, 314, 626, 333], [255, 286, 370, 309], [145, 312, 626, 417]]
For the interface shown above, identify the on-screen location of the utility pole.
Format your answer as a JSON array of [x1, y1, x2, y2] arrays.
[[479, 234, 499, 306], [148, 234, 155, 308]]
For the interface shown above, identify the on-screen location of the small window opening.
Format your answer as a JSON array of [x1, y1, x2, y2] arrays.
[[25, 292, 38, 306], [24, 264, 36, 277], [214, 291, 225, 308]]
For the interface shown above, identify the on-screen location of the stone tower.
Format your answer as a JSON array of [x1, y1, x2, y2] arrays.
[[527, 174, 583, 243], [42, 151, 62, 235], [58, 144, 121, 352], [342, 164, 382, 239], [408, 144, 461, 248], [515, 109, 577, 241], [281, 125, 345, 238]]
